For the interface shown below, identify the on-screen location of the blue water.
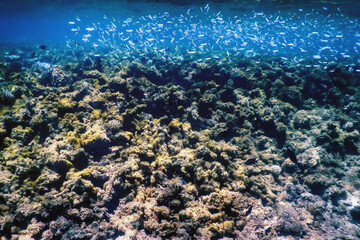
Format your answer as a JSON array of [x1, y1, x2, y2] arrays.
[[1, 1, 360, 66], [0, 1, 190, 43]]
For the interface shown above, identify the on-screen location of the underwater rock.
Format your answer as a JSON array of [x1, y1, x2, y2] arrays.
[[81, 124, 110, 157], [71, 148, 89, 170], [293, 110, 311, 129], [83, 56, 94, 69], [343, 121, 355, 132], [94, 55, 103, 72], [350, 206, 360, 222], [88, 96, 106, 110], [281, 158, 298, 173], [72, 81, 90, 101], [230, 68, 250, 89], [56, 97, 78, 116], [83, 70, 108, 85], [35, 167, 62, 193], [47, 155, 72, 176], [1, 89, 16, 106], [105, 119, 123, 135], [128, 62, 165, 86], [278, 86, 303, 107], [0, 215, 13, 236], [10, 125, 33, 144], [304, 173, 329, 196], [108, 76, 127, 93], [275, 203, 308, 236], [296, 147, 322, 169], [198, 91, 217, 118], [316, 122, 360, 155], [343, 131, 360, 154], [40, 65, 73, 87]]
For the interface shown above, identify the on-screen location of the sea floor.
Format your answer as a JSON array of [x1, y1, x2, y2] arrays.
[[0, 42, 360, 239]]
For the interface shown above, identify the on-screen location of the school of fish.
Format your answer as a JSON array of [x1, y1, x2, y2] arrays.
[[66, 4, 360, 69]]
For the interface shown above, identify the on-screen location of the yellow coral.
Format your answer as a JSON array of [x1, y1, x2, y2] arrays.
[[222, 221, 234, 233], [58, 97, 75, 109], [80, 124, 109, 147], [208, 224, 219, 232], [67, 131, 81, 149], [72, 166, 101, 178], [91, 109, 102, 119], [122, 131, 133, 141], [208, 221, 234, 234], [169, 118, 182, 128]]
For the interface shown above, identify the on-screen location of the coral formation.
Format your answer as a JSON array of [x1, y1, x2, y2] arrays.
[[0, 44, 359, 239]]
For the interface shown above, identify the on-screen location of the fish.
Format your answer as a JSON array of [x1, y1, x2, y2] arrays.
[[72, 40, 81, 46], [64, 3, 359, 66]]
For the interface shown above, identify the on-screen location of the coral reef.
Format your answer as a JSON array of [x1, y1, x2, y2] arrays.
[[0, 45, 359, 239]]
